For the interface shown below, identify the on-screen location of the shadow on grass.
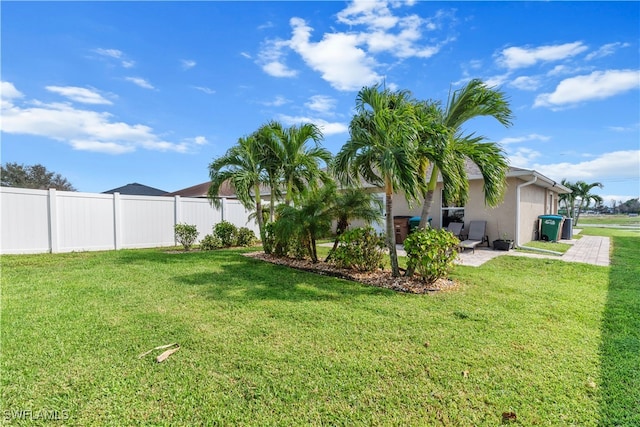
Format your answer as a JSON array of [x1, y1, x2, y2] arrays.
[[169, 252, 393, 303], [599, 235, 640, 426]]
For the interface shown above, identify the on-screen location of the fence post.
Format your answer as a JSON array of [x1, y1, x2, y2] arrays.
[[48, 188, 59, 253], [174, 196, 182, 246], [220, 197, 227, 222], [113, 192, 122, 250]]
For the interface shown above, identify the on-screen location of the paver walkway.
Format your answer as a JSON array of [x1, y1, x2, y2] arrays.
[[395, 233, 610, 267]]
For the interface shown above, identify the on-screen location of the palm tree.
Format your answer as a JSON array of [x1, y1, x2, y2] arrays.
[[208, 135, 268, 241], [561, 180, 603, 225], [254, 121, 285, 222], [274, 123, 332, 205], [274, 185, 334, 263], [324, 185, 383, 262], [333, 84, 423, 277], [415, 79, 513, 229]]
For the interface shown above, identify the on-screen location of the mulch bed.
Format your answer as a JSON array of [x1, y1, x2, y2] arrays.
[[244, 252, 459, 294]]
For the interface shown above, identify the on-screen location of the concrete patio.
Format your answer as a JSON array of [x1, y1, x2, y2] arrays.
[[395, 229, 611, 267]]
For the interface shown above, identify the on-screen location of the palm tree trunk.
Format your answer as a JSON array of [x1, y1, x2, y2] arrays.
[[254, 184, 265, 244], [385, 181, 400, 277], [418, 167, 439, 228], [324, 220, 347, 262]]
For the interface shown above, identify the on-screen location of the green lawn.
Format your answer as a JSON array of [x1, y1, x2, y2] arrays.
[[578, 214, 640, 227], [1, 232, 638, 425]]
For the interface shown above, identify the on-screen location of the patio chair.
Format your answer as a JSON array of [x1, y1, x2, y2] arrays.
[[445, 222, 464, 239], [458, 221, 489, 253]]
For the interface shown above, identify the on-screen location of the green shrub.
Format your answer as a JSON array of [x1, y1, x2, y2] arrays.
[[236, 227, 257, 247], [174, 223, 199, 251], [263, 222, 276, 255], [288, 232, 308, 260], [213, 221, 237, 247], [200, 234, 223, 251], [403, 228, 459, 284], [331, 227, 385, 272]]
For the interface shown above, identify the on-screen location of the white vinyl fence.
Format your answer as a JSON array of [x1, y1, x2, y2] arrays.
[[0, 187, 258, 254]]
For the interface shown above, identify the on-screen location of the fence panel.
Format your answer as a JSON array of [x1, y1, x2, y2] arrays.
[[225, 199, 260, 236], [179, 197, 222, 241], [0, 187, 258, 254], [119, 195, 176, 248], [56, 191, 116, 252], [0, 187, 51, 254]]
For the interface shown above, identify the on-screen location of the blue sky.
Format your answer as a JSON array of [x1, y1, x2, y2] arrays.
[[2, 1, 639, 204]]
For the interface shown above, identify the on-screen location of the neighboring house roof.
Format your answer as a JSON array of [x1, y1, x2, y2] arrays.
[[164, 181, 214, 198], [102, 183, 168, 196], [166, 180, 272, 198]]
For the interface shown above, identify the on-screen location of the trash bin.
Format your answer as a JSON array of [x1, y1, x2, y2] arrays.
[[408, 216, 431, 233], [561, 217, 573, 240], [538, 215, 564, 242], [393, 216, 411, 244]]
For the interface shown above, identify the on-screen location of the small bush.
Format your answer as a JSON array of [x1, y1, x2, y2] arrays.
[[213, 221, 237, 247], [288, 232, 308, 260], [403, 228, 459, 284], [200, 234, 223, 251], [174, 223, 199, 251], [236, 227, 257, 247], [263, 222, 276, 255], [331, 227, 385, 272]]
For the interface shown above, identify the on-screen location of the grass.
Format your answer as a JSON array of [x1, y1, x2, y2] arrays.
[[577, 214, 640, 227], [1, 234, 638, 425], [516, 240, 572, 255]]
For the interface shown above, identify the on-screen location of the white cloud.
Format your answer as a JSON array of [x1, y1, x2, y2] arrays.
[[525, 150, 640, 182], [509, 76, 542, 91], [1, 82, 198, 155], [257, 1, 454, 91], [305, 95, 337, 115], [289, 17, 381, 91], [496, 42, 588, 70], [534, 69, 640, 108], [258, 39, 298, 78], [1, 81, 24, 99], [262, 95, 289, 107], [585, 42, 631, 61], [93, 48, 135, 68], [277, 114, 348, 136], [483, 73, 511, 88], [46, 86, 113, 105], [508, 147, 542, 168], [181, 59, 196, 70], [240, 52, 252, 59], [192, 86, 216, 95], [125, 77, 155, 90], [193, 136, 208, 145], [608, 122, 640, 132], [499, 134, 550, 145], [94, 48, 123, 59], [336, 0, 399, 30], [263, 60, 298, 78]]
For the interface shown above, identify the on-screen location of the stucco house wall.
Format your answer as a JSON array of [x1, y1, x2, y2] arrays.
[[379, 168, 569, 246]]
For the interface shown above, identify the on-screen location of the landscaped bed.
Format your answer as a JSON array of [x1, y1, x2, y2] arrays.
[[1, 229, 637, 425]]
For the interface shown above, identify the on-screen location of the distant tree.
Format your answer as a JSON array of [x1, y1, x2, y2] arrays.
[[560, 179, 604, 225], [619, 198, 640, 214], [1, 163, 76, 191]]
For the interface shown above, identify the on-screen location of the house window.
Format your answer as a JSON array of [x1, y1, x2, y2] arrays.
[[441, 190, 465, 228]]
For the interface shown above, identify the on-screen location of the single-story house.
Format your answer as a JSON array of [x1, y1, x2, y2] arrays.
[[102, 182, 168, 196], [175, 165, 569, 247], [358, 165, 570, 246]]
